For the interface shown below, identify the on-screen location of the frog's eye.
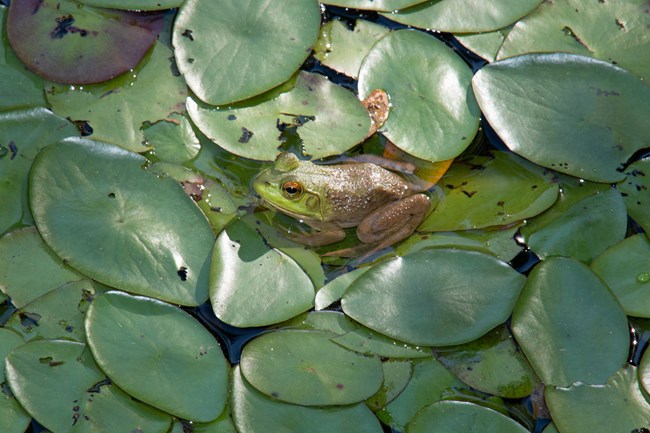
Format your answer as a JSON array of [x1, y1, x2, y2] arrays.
[[281, 181, 303, 199]]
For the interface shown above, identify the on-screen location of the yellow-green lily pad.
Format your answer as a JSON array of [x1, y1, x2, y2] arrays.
[[420, 151, 558, 231]]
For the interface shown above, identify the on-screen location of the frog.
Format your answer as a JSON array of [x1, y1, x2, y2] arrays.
[[252, 152, 431, 257]]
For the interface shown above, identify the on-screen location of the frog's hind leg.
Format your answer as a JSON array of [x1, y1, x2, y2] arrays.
[[323, 193, 430, 257]]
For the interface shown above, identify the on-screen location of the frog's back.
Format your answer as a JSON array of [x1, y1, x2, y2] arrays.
[[311, 162, 417, 226]]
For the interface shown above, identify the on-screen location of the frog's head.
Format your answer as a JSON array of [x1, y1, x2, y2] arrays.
[[253, 153, 324, 221]]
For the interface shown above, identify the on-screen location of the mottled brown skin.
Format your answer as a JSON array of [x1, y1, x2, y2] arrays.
[[253, 153, 430, 256]]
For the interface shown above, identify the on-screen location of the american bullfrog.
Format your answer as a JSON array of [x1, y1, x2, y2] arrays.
[[253, 152, 431, 256]]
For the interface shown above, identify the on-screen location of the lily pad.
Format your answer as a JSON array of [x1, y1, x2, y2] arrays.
[[143, 113, 200, 164], [366, 360, 413, 411], [187, 71, 371, 161], [407, 400, 530, 433], [342, 249, 525, 346], [29, 138, 214, 306], [46, 41, 187, 153], [511, 257, 629, 387], [0, 108, 78, 234], [240, 329, 383, 406], [591, 234, 650, 318], [5, 279, 102, 343], [314, 19, 390, 79], [0, 227, 82, 308], [498, 0, 650, 82], [420, 151, 558, 231], [231, 366, 383, 433], [455, 26, 513, 63], [546, 366, 650, 433], [0, 6, 47, 111], [618, 158, 650, 233], [85, 291, 229, 422], [209, 219, 315, 327], [77, 0, 183, 10], [6, 0, 164, 84], [173, 0, 321, 105], [332, 327, 432, 359], [376, 357, 463, 431], [383, 0, 543, 33], [433, 325, 539, 398], [358, 29, 480, 162], [323, 0, 427, 12], [0, 328, 31, 433], [5, 340, 172, 433], [315, 267, 369, 310], [396, 224, 524, 262], [521, 187, 627, 263], [472, 53, 650, 182]]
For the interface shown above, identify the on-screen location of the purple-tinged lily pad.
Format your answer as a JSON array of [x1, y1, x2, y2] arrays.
[[6, 0, 164, 84]]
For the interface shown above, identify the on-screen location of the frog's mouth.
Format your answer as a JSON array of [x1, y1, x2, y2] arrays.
[[260, 193, 324, 222]]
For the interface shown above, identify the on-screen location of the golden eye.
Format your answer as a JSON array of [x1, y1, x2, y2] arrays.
[[281, 181, 303, 199]]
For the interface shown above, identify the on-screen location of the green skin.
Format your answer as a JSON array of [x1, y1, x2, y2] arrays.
[[253, 153, 430, 256]]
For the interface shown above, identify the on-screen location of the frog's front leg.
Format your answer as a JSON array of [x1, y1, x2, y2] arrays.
[[287, 220, 346, 247]]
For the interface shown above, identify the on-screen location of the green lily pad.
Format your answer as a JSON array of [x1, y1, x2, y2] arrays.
[[396, 224, 524, 262], [407, 400, 530, 433], [173, 0, 320, 105], [521, 187, 627, 263], [240, 329, 383, 406], [366, 360, 413, 411], [5, 340, 172, 433], [187, 71, 371, 161], [0, 328, 31, 433], [433, 325, 539, 398], [455, 26, 513, 63], [0, 227, 82, 308], [210, 219, 314, 327], [315, 267, 369, 310], [5, 279, 102, 343], [77, 0, 183, 10], [324, 0, 427, 11], [591, 234, 650, 318], [498, 0, 650, 82], [278, 310, 358, 336], [358, 29, 479, 162], [232, 366, 383, 433], [511, 257, 629, 387], [314, 19, 390, 79], [383, 0, 543, 33], [29, 138, 214, 306], [342, 249, 525, 346], [472, 53, 650, 182], [46, 41, 187, 153], [420, 151, 558, 231], [332, 327, 432, 359], [618, 158, 650, 233], [376, 357, 463, 431], [143, 113, 200, 164], [0, 108, 78, 234], [546, 366, 650, 433], [6, 0, 163, 84], [85, 291, 229, 422]]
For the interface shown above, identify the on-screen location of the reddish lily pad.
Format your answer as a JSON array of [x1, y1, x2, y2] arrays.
[[6, 0, 164, 84]]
